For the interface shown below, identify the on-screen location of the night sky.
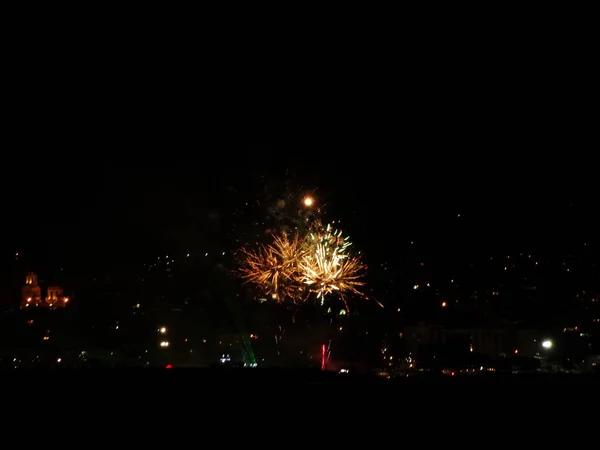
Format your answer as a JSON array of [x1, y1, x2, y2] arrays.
[[2, 142, 597, 311], [2, 31, 598, 311], [2, 12, 599, 386], [2, 1, 596, 280]]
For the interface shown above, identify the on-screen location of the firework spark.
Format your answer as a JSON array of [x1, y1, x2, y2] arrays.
[[236, 233, 308, 303], [299, 241, 365, 305], [236, 217, 366, 307], [306, 222, 352, 259]]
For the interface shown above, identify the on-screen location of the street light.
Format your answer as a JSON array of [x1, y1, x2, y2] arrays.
[[542, 340, 552, 368], [303, 196, 314, 207]]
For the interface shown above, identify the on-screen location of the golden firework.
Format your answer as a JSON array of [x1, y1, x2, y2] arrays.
[[299, 241, 365, 305], [236, 233, 308, 303], [235, 220, 366, 307]]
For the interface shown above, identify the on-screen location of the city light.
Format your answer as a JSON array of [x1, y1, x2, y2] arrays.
[[303, 196, 314, 207], [542, 340, 553, 367]]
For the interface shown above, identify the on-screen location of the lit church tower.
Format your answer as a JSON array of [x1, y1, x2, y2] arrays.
[[21, 272, 42, 308], [46, 286, 69, 309]]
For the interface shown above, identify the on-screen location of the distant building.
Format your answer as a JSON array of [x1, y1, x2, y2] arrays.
[[46, 286, 69, 308], [21, 272, 42, 308], [403, 323, 538, 357], [20, 273, 70, 309]]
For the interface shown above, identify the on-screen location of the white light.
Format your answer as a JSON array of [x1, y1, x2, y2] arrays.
[[542, 340, 552, 349]]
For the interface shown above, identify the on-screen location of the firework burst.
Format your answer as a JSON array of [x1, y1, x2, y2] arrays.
[[299, 241, 365, 306], [236, 233, 308, 303], [236, 218, 366, 307]]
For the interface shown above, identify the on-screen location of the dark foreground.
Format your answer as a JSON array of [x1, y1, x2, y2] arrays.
[[7, 369, 597, 430], [6, 367, 600, 392], [5, 367, 600, 383]]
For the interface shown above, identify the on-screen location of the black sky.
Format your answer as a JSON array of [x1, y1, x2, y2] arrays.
[[3, 145, 597, 279], [2, 21, 598, 294]]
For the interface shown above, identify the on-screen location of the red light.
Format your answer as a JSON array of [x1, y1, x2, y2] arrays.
[[451, 372, 455, 376], [166, 364, 173, 369]]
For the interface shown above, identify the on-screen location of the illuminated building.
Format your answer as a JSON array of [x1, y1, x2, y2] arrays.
[[20, 273, 70, 310], [21, 272, 42, 308], [46, 286, 70, 309]]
